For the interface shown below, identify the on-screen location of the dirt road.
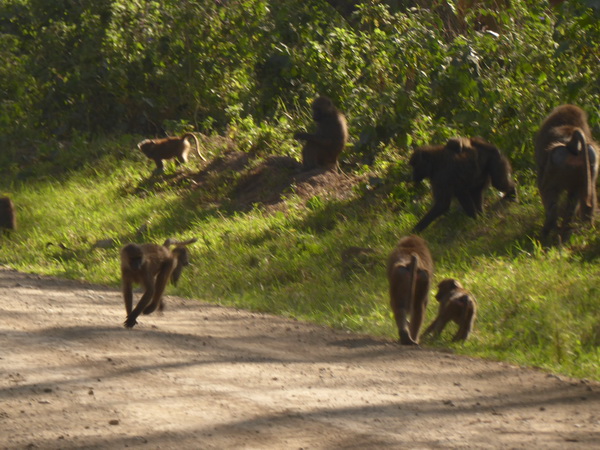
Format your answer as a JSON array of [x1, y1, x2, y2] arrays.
[[0, 267, 598, 449]]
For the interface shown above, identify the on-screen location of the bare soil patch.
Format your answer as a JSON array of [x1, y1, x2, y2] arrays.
[[1, 267, 599, 449]]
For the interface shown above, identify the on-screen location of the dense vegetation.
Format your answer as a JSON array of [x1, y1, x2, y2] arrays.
[[1, 0, 599, 380]]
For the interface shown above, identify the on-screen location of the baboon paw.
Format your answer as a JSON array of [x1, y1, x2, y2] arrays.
[[124, 317, 138, 328]]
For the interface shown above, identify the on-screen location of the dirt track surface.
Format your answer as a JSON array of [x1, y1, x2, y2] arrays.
[[1, 267, 599, 449]]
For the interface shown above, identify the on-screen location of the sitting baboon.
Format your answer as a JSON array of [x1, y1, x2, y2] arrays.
[[0, 197, 16, 231], [535, 104, 599, 240], [423, 278, 476, 342], [387, 235, 433, 345], [294, 96, 348, 171], [120, 238, 196, 328], [138, 133, 206, 174], [409, 137, 517, 232]]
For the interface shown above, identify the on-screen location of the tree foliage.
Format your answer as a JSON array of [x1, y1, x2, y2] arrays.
[[0, 0, 598, 170]]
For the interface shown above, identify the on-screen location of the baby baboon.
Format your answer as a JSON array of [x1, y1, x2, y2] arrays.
[[423, 278, 476, 342], [410, 137, 517, 232], [120, 238, 196, 328], [387, 235, 434, 345], [0, 197, 16, 231], [294, 96, 348, 171], [535, 104, 599, 240], [138, 133, 206, 174]]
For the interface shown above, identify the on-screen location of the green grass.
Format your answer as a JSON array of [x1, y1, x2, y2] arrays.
[[1, 137, 599, 381]]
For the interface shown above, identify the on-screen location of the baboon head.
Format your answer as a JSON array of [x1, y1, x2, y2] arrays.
[[409, 148, 432, 183], [170, 246, 191, 286], [311, 96, 335, 122], [435, 278, 463, 302], [137, 140, 156, 158], [122, 243, 144, 271]]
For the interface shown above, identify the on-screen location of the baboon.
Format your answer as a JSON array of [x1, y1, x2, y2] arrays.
[[0, 197, 16, 231], [387, 235, 434, 345], [410, 137, 517, 232], [120, 238, 196, 328], [535, 104, 599, 240], [138, 133, 206, 174], [294, 96, 348, 171], [423, 278, 476, 342]]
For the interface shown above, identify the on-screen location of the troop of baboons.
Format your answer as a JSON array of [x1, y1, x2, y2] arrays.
[[1, 98, 597, 343]]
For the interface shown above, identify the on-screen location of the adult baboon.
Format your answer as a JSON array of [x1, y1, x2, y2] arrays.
[[120, 238, 196, 328], [423, 278, 476, 342], [138, 133, 206, 174], [0, 197, 16, 231], [535, 104, 599, 239], [410, 137, 517, 232], [294, 96, 348, 171], [387, 235, 434, 345]]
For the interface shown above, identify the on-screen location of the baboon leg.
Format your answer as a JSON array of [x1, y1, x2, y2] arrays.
[[302, 145, 319, 171], [408, 279, 429, 343], [560, 191, 580, 239], [540, 189, 560, 237], [423, 315, 451, 338], [122, 278, 134, 317], [390, 268, 418, 345], [125, 279, 155, 328], [413, 191, 452, 232], [470, 187, 485, 214], [453, 308, 475, 342], [422, 318, 439, 337], [153, 159, 165, 174], [456, 191, 477, 218], [394, 307, 416, 345], [143, 263, 173, 315]]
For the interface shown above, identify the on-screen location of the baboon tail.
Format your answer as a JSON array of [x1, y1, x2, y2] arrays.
[[183, 133, 207, 162], [408, 254, 419, 309], [579, 130, 594, 209]]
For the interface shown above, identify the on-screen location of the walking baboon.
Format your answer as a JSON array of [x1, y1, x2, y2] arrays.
[[410, 137, 517, 232], [120, 238, 196, 328], [423, 278, 476, 342], [0, 197, 16, 231], [294, 96, 348, 171], [535, 104, 599, 240], [387, 235, 434, 345], [138, 133, 206, 174]]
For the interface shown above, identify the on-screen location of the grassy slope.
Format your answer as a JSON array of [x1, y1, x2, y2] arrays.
[[1, 138, 599, 381]]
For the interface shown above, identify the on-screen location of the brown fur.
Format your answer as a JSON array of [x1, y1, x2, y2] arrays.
[[138, 133, 205, 173], [423, 278, 476, 342], [410, 137, 517, 232], [120, 238, 195, 328], [294, 96, 348, 171], [0, 197, 16, 231], [534, 104, 599, 240], [387, 235, 434, 345]]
